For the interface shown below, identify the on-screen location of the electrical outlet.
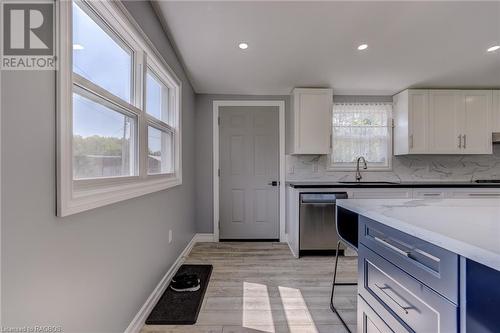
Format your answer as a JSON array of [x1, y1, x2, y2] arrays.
[[288, 165, 294, 174], [168, 230, 173, 244]]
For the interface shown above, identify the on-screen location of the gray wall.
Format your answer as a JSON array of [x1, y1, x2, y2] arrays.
[[194, 94, 290, 233], [1, 2, 196, 332]]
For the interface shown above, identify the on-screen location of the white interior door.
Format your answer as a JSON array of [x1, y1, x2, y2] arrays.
[[219, 106, 279, 239]]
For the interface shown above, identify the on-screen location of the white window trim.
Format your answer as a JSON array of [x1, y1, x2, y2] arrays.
[[57, 0, 182, 217], [144, 60, 180, 176], [326, 103, 393, 172]]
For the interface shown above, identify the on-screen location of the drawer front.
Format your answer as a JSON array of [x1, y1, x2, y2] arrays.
[[448, 189, 500, 198], [358, 295, 410, 333], [359, 216, 459, 303], [350, 189, 412, 199], [412, 189, 446, 199], [359, 244, 458, 333]]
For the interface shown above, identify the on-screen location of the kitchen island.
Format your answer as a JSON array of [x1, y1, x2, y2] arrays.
[[336, 198, 500, 333]]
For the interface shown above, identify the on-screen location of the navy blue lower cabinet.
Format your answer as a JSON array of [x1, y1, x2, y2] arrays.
[[358, 295, 410, 333], [466, 259, 500, 333], [359, 216, 459, 304], [359, 244, 458, 333]]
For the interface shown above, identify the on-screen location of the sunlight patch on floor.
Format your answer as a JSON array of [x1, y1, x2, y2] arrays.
[[278, 286, 319, 333], [243, 282, 275, 333]]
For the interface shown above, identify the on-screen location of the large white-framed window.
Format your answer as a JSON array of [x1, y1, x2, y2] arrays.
[[57, 0, 182, 216], [328, 103, 393, 171]]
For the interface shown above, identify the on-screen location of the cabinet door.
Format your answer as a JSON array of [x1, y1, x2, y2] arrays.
[[392, 90, 410, 155], [462, 90, 492, 154], [358, 295, 410, 333], [359, 216, 459, 304], [466, 260, 500, 333], [295, 89, 332, 154], [448, 189, 500, 199], [408, 90, 428, 153], [493, 90, 500, 132], [359, 244, 458, 333], [412, 189, 446, 199], [428, 90, 462, 153]]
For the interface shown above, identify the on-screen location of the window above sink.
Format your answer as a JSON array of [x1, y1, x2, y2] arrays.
[[328, 103, 393, 171]]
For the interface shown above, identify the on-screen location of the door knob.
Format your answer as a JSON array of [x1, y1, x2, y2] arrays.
[[267, 181, 279, 186]]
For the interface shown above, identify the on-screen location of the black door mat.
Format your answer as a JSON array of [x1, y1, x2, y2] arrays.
[[145, 264, 213, 325]]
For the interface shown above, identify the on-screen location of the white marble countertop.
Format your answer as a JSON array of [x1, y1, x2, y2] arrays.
[[336, 198, 500, 271]]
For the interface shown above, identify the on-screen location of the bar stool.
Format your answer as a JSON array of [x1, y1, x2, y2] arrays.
[[330, 207, 359, 333]]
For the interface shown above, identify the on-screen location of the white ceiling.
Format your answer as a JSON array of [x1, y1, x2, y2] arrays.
[[154, 1, 500, 96]]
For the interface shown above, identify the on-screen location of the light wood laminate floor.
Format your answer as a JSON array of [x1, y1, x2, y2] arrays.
[[141, 242, 357, 333]]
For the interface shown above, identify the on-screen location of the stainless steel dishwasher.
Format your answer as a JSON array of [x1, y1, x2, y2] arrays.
[[299, 193, 348, 254]]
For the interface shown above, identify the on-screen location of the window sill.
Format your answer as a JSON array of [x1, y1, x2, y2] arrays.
[[58, 175, 181, 217]]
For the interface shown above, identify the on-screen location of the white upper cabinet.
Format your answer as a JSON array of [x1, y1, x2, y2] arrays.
[[394, 89, 493, 155], [493, 90, 500, 132], [428, 90, 462, 154], [461, 90, 492, 154], [393, 89, 429, 154], [287, 88, 333, 155]]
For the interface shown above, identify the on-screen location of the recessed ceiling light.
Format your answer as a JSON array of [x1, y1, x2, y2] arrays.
[[487, 45, 500, 52], [357, 44, 368, 51], [238, 42, 248, 50], [73, 44, 84, 50]]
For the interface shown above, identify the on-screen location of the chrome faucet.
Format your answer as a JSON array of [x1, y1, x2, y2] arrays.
[[355, 156, 368, 182]]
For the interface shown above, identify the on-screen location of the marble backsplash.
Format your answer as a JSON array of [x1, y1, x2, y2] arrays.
[[286, 144, 500, 182]]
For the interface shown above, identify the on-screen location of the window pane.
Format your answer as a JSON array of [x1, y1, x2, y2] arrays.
[[148, 126, 174, 174], [331, 103, 392, 167], [332, 126, 389, 164], [73, 2, 132, 102], [146, 70, 171, 125], [333, 106, 389, 127], [73, 93, 135, 179]]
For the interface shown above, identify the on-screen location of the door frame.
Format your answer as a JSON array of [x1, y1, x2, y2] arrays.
[[213, 100, 286, 242]]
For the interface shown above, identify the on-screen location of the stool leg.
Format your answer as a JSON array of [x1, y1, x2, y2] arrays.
[[330, 240, 356, 333]]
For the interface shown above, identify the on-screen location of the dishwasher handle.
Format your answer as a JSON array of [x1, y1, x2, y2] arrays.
[[300, 202, 336, 207], [300, 193, 348, 204]]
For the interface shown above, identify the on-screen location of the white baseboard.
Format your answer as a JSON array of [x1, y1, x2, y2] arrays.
[[124, 233, 214, 333], [193, 233, 216, 243]]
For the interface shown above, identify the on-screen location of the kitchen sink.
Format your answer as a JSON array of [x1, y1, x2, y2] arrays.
[[338, 181, 401, 185]]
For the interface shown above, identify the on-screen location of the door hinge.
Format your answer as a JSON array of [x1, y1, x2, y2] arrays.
[[218, 168, 221, 177], [218, 116, 221, 126]]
